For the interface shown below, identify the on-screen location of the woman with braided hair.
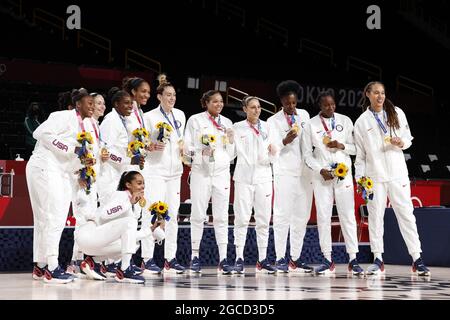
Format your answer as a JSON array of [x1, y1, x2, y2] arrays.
[[354, 81, 430, 276]]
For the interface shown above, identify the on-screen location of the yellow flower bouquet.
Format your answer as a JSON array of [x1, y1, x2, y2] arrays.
[[155, 122, 173, 143], [149, 201, 170, 224], [76, 131, 96, 194], [357, 176, 374, 204], [331, 162, 348, 181]]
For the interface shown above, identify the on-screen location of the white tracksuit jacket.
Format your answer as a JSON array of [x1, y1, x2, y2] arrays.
[[143, 105, 186, 261], [301, 112, 358, 256], [184, 111, 235, 256], [354, 106, 421, 256], [26, 109, 98, 265], [232, 119, 273, 257], [267, 108, 313, 262]]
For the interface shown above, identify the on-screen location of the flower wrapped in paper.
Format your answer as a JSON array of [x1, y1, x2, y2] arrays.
[[76, 131, 96, 194], [131, 128, 149, 142], [201, 134, 216, 162], [155, 122, 173, 143], [331, 162, 348, 181], [148, 201, 170, 224], [127, 140, 146, 170], [357, 176, 374, 204], [79, 166, 96, 195]]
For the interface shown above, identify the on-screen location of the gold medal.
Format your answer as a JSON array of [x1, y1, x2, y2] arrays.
[[139, 197, 146, 208], [384, 136, 391, 144], [291, 124, 299, 134], [323, 136, 331, 145], [101, 147, 108, 156]]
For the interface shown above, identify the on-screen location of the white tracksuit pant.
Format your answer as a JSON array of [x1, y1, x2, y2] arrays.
[[26, 163, 73, 265], [190, 171, 230, 253], [313, 174, 358, 256], [273, 175, 313, 261], [367, 177, 421, 256], [75, 218, 138, 261], [233, 181, 272, 258], [147, 176, 181, 261]]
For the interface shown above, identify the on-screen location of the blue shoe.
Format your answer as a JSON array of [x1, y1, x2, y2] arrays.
[[164, 258, 185, 274], [234, 258, 245, 274], [32, 263, 46, 280], [141, 259, 161, 275], [412, 258, 431, 276], [366, 258, 385, 275], [256, 259, 276, 274], [43, 265, 75, 284], [115, 265, 145, 284], [105, 262, 121, 277], [315, 259, 336, 275], [348, 259, 364, 275], [276, 257, 289, 273], [218, 259, 233, 275], [80, 256, 107, 280], [132, 262, 144, 275], [190, 257, 202, 274], [289, 258, 313, 273]]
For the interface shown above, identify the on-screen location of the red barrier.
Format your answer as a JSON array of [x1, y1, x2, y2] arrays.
[[1, 160, 449, 227]]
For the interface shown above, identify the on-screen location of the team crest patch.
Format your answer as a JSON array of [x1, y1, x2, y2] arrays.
[[336, 124, 343, 132], [175, 120, 182, 129], [301, 122, 305, 128]]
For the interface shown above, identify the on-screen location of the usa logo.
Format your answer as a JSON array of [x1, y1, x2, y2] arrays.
[[110, 154, 122, 163], [52, 139, 68, 152], [107, 205, 123, 215]]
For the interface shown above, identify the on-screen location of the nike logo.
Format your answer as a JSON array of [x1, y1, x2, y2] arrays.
[[316, 130, 323, 134], [367, 128, 373, 132], [346, 185, 351, 188], [266, 194, 271, 197], [402, 184, 407, 187]]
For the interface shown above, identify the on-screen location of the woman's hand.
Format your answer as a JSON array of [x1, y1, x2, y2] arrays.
[[130, 190, 144, 205], [320, 168, 334, 181], [390, 137, 404, 148], [226, 128, 234, 144], [151, 219, 165, 232], [326, 140, 345, 150], [282, 130, 298, 145]]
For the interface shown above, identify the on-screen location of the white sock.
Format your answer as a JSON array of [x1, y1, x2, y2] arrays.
[[121, 254, 132, 270], [93, 256, 102, 263], [192, 249, 199, 259], [47, 256, 58, 271], [324, 253, 332, 262], [258, 247, 267, 262], [349, 253, 357, 261], [37, 262, 46, 268], [236, 246, 244, 260], [374, 253, 383, 261], [411, 252, 421, 261], [218, 244, 227, 262]]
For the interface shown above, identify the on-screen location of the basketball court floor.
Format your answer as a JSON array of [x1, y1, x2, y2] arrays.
[[1, 264, 450, 300]]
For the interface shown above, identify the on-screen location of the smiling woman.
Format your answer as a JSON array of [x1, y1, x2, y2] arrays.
[[25, 87, 101, 284]]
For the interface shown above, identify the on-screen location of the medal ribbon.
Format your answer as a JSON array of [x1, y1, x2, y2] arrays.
[[320, 114, 335, 138], [206, 111, 225, 132], [372, 110, 388, 136], [133, 106, 145, 129], [247, 119, 261, 136], [160, 106, 181, 137], [284, 112, 298, 128], [76, 109, 86, 132]]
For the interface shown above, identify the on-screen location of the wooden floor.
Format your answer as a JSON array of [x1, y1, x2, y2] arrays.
[[1, 264, 450, 300]]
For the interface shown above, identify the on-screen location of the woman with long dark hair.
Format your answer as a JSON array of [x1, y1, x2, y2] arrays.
[[354, 81, 430, 276]]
